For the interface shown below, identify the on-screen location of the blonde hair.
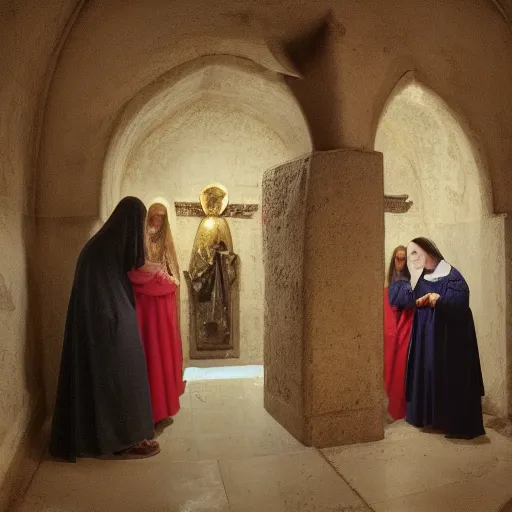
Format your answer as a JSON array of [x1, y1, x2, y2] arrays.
[[145, 203, 180, 279]]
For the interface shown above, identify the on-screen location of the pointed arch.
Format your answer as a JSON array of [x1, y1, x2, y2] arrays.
[[377, 76, 507, 417], [100, 55, 312, 221]]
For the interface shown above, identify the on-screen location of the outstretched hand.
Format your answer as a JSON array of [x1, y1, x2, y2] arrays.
[[416, 294, 430, 308], [416, 293, 441, 308], [428, 293, 440, 308]]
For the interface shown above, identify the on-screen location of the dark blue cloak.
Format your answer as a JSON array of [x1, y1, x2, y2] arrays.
[[388, 267, 485, 439]]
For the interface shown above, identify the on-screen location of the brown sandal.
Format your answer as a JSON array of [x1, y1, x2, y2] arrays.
[[114, 439, 160, 459]]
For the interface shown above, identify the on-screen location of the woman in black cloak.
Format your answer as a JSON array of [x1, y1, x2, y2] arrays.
[[50, 197, 159, 461], [388, 237, 485, 439]]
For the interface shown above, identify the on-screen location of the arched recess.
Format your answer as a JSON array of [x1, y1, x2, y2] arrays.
[[101, 55, 310, 220], [375, 73, 508, 417], [101, 55, 312, 364]]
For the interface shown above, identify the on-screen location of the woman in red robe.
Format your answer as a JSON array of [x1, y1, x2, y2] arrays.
[[128, 203, 186, 426], [384, 245, 414, 420]]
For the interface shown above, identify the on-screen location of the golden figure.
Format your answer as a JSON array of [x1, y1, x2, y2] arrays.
[[185, 184, 239, 358]]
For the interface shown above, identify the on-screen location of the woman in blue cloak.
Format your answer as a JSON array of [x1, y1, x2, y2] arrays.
[[388, 237, 485, 439]]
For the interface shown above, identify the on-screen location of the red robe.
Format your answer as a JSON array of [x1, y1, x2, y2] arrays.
[[128, 268, 186, 424], [384, 287, 414, 420]]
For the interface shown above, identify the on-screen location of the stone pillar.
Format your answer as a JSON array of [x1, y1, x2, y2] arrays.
[[263, 149, 384, 448]]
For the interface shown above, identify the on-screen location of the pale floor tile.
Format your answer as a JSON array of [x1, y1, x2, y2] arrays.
[[179, 392, 192, 409], [167, 378, 307, 461], [196, 432, 254, 460], [157, 433, 199, 462], [242, 378, 264, 392], [276, 430, 310, 454], [324, 423, 512, 505], [18, 457, 229, 512], [243, 403, 283, 430], [168, 408, 194, 437], [187, 378, 246, 395], [325, 436, 460, 504], [373, 460, 512, 512], [219, 451, 367, 512], [383, 419, 423, 441], [245, 429, 280, 456], [192, 406, 246, 434], [190, 389, 246, 409]]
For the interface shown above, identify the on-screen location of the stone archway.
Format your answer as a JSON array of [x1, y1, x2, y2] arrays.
[[376, 74, 507, 417], [100, 55, 312, 367]]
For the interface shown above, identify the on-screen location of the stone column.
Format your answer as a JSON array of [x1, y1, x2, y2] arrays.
[[263, 149, 384, 448]]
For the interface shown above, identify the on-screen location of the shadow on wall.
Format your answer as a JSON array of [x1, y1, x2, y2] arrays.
[[0, 214, 45, 511], [507, 218, 512, 421]]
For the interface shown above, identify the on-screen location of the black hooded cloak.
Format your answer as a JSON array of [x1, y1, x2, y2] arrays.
[[49, 197, 154, 461]]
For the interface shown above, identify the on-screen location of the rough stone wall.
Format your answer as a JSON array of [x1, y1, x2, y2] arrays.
[[262, 156, 311, 440], [0, 0, 81, 508], [35, 0, 512, 218], [37, 216, 103, 415], [506, 217, 512, 420], [263, 150, 385, 448], [303, 150, 384, 447]]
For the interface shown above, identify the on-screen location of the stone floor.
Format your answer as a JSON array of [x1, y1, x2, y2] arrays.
[[14, 375, 512, 512]]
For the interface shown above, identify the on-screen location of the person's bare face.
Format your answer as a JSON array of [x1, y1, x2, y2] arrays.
[[408, 242, 438, 270], [394, 249, 407, 272], [408, 242, 426, 270], [148, 214, 164, 232]]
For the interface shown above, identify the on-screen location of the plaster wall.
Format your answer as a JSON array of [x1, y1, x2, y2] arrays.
[[0, 0, 81, 507], [121, 96, 302, 364], [377, 83, 507, 416], [34, 0, 512, 219]]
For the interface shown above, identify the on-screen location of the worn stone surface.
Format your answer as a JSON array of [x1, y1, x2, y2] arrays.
[[325, 420, 512, 511], [262, 155, 311, 440], [303, 150, 384, 446], [0, 2, 80, 506], [2, 1, 512, 507], [0, 205, 40, 511], [31, 0, 512, 219], [506, 216, 512, 421], [263, 150, 384, 448]]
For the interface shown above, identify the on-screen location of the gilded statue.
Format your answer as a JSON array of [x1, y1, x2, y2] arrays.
[[185, 184, 239, 358]]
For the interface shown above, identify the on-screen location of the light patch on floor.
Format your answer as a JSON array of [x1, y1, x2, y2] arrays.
[[183, 365, 264, 381]]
